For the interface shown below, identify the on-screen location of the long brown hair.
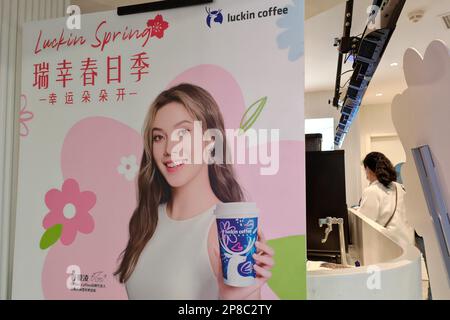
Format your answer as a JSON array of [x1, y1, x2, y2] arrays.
[[363, 152, 397, 188], [114, 83, 244, 283]]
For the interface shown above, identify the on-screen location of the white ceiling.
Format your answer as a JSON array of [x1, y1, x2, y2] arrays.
[[305, 0, 346, 19], [306, 0, 450, 105], [72, 0, 450, 105]]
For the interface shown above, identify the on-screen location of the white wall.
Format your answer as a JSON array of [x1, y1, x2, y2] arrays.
[[360, 103, 397, 155], [0, 0, 70, 300], [305, 90, 362, 207]]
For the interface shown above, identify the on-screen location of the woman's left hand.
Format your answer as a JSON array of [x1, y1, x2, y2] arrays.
[[253, 228, 275, 287], [215, 227, 275, 300]]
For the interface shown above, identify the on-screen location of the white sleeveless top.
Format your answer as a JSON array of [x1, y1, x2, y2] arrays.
[[125, 203, 219, 300]]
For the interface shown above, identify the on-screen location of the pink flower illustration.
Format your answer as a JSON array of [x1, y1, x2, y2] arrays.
[[147, 14, 169, 39], [19, 94, 34, 137], [42, 178, 96, 246]]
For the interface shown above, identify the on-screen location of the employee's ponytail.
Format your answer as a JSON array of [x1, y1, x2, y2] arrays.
[[363, 152, 397, 188]]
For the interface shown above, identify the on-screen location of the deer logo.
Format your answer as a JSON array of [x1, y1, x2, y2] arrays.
[[219, 236, 256, 285], [206, 7, 224, 28]]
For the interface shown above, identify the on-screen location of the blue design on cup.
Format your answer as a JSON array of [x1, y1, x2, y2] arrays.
[[216, 217, 258, 286]]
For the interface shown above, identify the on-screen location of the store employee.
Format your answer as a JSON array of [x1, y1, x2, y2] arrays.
[[358, 152, 415, 246]]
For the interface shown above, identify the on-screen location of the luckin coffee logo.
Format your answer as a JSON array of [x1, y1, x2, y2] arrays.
[[206, 7, 224, 28], [205, 6, 289, 28]]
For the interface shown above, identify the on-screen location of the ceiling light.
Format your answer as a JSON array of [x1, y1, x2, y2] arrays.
[[390, 62, 399, 67], [376, 93, 383, 97], [408, 9, 425, 23]]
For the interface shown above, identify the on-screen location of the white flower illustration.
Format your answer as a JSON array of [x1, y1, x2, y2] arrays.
[[117, 155, 139, 181]]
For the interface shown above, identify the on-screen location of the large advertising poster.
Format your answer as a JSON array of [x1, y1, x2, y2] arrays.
[[13, 0, 306, 299]]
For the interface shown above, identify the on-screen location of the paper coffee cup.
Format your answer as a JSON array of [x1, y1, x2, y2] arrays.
[[214, 202, 259, 287]]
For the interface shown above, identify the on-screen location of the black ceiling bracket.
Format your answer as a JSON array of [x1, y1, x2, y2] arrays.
[[331, 0, 354, 109]]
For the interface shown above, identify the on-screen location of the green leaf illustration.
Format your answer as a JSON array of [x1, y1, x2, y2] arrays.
[[39, 224, 63, 250], [267, 235, 307, 300], [239, 96, 268, 134]]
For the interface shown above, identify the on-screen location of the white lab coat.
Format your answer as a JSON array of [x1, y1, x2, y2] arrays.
[[359, 180, 415, 246]]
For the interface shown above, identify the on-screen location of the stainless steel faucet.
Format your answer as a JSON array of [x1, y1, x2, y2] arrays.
[[319, 217, 348, 266], [319, 218, 333, 243]]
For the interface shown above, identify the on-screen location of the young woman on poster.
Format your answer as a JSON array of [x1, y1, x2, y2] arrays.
[[115, 83, 274, 299]]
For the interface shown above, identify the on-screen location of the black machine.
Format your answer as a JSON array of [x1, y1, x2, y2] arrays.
[[331, 0, 406, 148], [306, 150, 349, 264], [305, 134, 323, 152]]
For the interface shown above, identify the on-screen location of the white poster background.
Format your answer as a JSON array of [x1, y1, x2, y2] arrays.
[[14, 0, 305, 299]]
